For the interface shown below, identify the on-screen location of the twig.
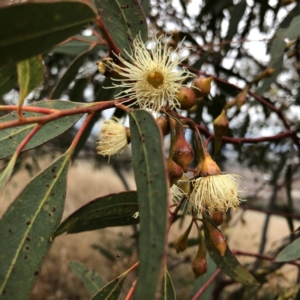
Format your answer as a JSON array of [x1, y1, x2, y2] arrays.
[[191, 269, 221, 300], [125, 278, 137, 300]]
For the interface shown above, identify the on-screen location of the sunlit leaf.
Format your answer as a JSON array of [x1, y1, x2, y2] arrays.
[[0, 100, 86, 160], [17, 56, 44, 114], [0, 152, 70, 298]]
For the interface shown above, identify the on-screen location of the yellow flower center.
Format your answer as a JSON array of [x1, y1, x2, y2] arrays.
[[147, 71, 164, 88]]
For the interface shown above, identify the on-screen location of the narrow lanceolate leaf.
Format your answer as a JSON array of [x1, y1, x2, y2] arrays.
[[68, 261, 103, 297], [0, 153, 17, 194], [203, 222, 258, 286], [161, 271, 176, 300], [0, 100, 86, 160], [91, 272, 128, 300], [17, 56, 44, 114], [95, 0, 147, 59], [54, 191, 139, 236], [0, 152, 70, 299], [276, 237, 300, 262], [129, 110, 169, 300], [0, 64, 17, 97], [0, 0, 97, 66], [50, 48, 92, 99]]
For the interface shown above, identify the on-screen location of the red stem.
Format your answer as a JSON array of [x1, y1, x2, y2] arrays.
[[191, 269, 221, 300], [0, 99, 131, 130], [15, 124, 42, 156], [0, 105, 56, 114], [95, 16, 120, 55], [233, 250, 300, 267], [68, 113, 95, 154], [241, 206, 300, 220], [124, 278, 137, 300]]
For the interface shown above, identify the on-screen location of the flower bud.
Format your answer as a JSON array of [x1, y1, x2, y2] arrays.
[[210, 211, 224, 226], [171, 123, 194, 172], [156, 116, 176, 136], [213, 109, 228, 157], [173, 220, 193, 253], [195, 154, 221, 177], [176, 87, 196, 110], [167, 158, 184, 185], [206, 221, 227, 257], [191, 77, 213, 98], [192, 231, 208, 278]]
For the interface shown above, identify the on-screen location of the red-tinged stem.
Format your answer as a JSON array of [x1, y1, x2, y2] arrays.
[[15, 124, 42, 156], [68, 113, 95, 154], [124, 261, 139, 275], [241, 206, 300, 220], [0, 99, 131, 130], [124, 278, 137, 300], [191, 269, 221, 300], [183, 66, 300, 153], [91, 27, 107, 45], [95, 16, 120, 56], [0, 105, 56, 114], [168, 196, 186, 232], [233, 250, 300, 267]]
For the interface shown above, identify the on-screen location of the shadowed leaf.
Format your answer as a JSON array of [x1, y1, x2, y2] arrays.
[[129, 110, 168, 300], [91, 272, 128, 300], [203, 221, 258, 286], [68, 261, 104, 297], [161, 271, 176, 300], [95, 0, 147, 59], [0, 0, 97, 66], [0, 64, 17, 97], [54, 191, 139, 236]]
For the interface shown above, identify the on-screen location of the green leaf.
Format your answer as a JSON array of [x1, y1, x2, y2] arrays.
[[68, 261, 103, 297], [0, 64, 17, 97], [95, 0, 148, 59], [161, 271, 176, 300], [0, 100, 86, 160], [224, 0, 247, 53], [276, 237, 300, 262], [17, 56, 44, 109], [0, 0, 97, 66], [0, 153, 18, 194], [91, 272, 128, 300], [91, 245, 117, 262], [0, 152, 70, 298], [257, 3, 300, 95], [51, 35, 106, 55], [129, 110, 168, 300], [54, 191, 139, 236], [203, 222, 258, 286], [50, 48, 91, 99]]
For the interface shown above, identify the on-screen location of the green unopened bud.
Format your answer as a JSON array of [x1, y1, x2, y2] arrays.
[[167, 158, 184, 185], [213, 109, 228, 157], [173, 220, 193, 253], [191, 77, 213, 98], [176, 87, 196, 110], [206, 221, 227, 257], [192, 231, 208, 278]]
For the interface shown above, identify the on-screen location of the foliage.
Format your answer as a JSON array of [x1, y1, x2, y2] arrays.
[[0, 0, 300, 299]]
